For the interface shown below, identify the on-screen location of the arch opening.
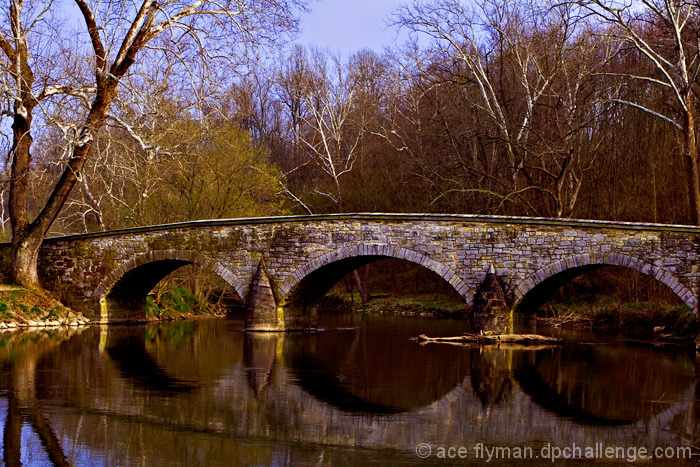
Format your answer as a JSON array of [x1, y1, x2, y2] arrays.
[[105, 260, 190, 320], [146, 264, 245, 319], [514, 264, 606, 314], [100, 255, 243, 323], [283, 255, 469, 327], [515, 263, 696, 339]]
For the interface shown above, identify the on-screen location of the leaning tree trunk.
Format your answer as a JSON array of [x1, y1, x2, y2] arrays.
[[10, 147, 92, 289], [10, 155, 87, 288]]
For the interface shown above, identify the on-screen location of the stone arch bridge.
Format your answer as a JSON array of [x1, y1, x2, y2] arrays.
[[3, 214, 700, 329]]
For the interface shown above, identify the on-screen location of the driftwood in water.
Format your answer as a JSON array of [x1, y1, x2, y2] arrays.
[[414, 333, 564, 345]]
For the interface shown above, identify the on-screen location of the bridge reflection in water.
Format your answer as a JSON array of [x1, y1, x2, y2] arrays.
[[0, 315, 697, 465]]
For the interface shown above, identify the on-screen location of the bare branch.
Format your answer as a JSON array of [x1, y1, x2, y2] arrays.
[[610, 98, 683, 130]]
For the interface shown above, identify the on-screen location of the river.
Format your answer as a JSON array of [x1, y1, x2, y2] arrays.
[[0, 313, 697, 465]]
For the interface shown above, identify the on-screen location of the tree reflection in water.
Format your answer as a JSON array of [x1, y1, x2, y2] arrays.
[[0, 328, 87, 466]]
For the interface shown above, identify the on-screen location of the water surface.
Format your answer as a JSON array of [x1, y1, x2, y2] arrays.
[[0, 314, 697, 465]]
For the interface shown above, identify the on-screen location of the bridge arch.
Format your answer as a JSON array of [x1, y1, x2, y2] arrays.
[[277, 244, 471, 306], [512, 253, 698, 314], [93, 250, 244, 321]]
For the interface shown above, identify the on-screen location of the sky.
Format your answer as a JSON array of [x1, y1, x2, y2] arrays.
[[296, 0, 407, 55]]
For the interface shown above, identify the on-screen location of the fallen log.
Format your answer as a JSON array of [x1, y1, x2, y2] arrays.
[[413, 333, 564, 345]]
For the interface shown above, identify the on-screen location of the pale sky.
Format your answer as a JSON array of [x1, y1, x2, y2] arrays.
[[297, 0, 407, 55]]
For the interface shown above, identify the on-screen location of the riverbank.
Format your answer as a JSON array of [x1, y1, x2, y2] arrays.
[[0, 285, 89, 328], [1, 284, 697, 351], [0, 284, 228, 328], [538, 300, 698, 345], [321, 293, 468, 318]]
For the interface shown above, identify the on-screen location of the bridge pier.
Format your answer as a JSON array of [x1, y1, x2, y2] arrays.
[[99, 298, 150, 324], [470, 266, 513, 334], [245, 263, 285, 332], [245, 264, 318, 331]]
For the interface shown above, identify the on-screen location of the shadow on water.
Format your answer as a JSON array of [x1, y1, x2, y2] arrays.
[[281, 313, 698, 427], [106, 334, 197, 394], [512, 343, 696, 425], [513, 352, 632, 426], [283, 315, 471, 414], [464, 341, 697, 427]]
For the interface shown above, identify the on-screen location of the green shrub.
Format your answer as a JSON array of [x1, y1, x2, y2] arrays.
[[0, 302, 10, 321], [46, 307, 61, 319], [146, 296, 162, 318], [147, 286, 212, 317]]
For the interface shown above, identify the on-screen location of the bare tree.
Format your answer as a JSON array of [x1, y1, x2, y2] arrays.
[[390, 0, 614, 217], [296, 50, 366, 212], [395, 0, 554, 200], [520, 5, 617, 217], [0, 0, 306, 287], [572, 0, 700, 224]]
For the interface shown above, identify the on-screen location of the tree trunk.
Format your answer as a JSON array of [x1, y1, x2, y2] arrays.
[[9, 150, 88, 288], [684, 109, 700, 225], [353, 270, 369, 304], [10, 234, 42, 289], [8, 84, 115, 288], [9, 107, 37, 287]]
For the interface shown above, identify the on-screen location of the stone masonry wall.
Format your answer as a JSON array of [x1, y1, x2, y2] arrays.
[[4, 214, 698, 323]]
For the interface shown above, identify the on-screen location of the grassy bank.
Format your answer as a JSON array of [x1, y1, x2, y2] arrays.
[[0, 285, 89, 328], [0, 284, 227, 328], [323, 292, 468, 318]]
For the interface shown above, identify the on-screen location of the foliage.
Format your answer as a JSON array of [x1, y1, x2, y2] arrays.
[[146, 286, 223, 319], [256, 1, 696, 224], [0, 287, 74, 323], [0, 302, 9, 321], [79, 117, 287, 229], [4, 0, 696, 233], [326, 293, 468, 317]]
